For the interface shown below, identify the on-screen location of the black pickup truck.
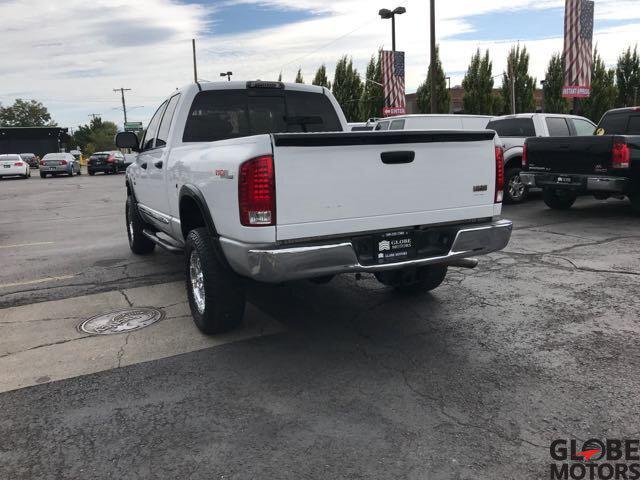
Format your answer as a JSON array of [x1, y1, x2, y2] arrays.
[[521, 107, 640, 213]]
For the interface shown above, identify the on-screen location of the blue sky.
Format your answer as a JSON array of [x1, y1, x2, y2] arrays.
[[0, 0, 638, 128]]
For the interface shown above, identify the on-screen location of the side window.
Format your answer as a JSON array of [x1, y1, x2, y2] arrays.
[[571, 118, 596, 136], [545, 117, 570, 136], [375, 121, 390, 131], [389, 120, 405, 130], [141, 101, 168, 151], [156, 94, 181, 147], [598, 113, 628, 135]]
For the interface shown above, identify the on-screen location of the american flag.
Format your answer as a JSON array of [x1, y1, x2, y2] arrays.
[[381, 50, 406, 116], [562, 0, 594, 98]]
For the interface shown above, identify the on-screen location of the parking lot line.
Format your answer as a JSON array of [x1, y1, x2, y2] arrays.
[[0, 241, 54, 249], [0, 274, 76, 289]]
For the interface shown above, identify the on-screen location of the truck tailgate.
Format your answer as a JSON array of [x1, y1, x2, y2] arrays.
[[527, 136, 614, 174], [272, 131, 498, 241]]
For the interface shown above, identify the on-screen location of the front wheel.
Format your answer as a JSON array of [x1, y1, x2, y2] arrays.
[[543, 188, 577, 210], [504, 168, 528, 204], [185, 228, 245, 335], [126, 196, 155, 254], [376, 264, 448, 294]]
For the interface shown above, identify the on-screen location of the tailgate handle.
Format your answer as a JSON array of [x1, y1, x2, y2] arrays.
[[381, 151, 415, 164]]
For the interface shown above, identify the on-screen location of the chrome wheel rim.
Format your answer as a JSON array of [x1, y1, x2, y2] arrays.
[[127, 210, 134, 240], [508, 175, 525, 200], [189, 251, 206, 314]]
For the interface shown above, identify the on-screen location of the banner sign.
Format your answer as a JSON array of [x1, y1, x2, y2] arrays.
[[381, 50, 406, 116], [562, 0, 594, 98]]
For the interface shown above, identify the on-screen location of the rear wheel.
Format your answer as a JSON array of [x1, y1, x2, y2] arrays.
[[376, 265, 448, 294], [543, 188, 577, 210], [126, 196, 155, 255], [504, 168, 528, 204], [185, 227, 245, 335], [88, 169, 95, 176]]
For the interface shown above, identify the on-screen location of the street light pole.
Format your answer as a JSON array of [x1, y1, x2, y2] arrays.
[[429, 0, 437, 114], [192, 39, 198, 83], [378, 7, 406, 53], [220, 71, 233, 81]]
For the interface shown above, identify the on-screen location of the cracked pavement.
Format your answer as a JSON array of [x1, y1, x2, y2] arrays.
[[1, 177, 640, 479]]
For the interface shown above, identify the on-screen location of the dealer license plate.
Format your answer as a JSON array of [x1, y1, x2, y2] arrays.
[[376, 231, 416, 264]]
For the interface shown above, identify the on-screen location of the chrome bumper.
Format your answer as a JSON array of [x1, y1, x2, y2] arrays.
[[220, 219, 513, 283]]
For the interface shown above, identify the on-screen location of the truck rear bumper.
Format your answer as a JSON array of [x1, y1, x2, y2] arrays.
[[521, 172, 630, 193], [220, 219, 513, 283]]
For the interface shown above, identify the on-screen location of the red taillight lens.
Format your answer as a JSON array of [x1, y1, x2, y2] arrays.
[[59, 160, 68, 165], [14, 162, 24, 166], [106, 155, 114, 163], [612, 141, 630, 169], [495, 146, 504, 203], [522, 143, 528, 168], [239, 155, 275, 226], [40, 160, 45, 166]]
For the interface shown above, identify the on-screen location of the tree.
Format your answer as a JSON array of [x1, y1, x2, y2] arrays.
[[462, 49, 496, 115], [501, 45, 536, 114], [295, 68, 304, 84], [583, 48, 618, 123], [416, 46, 450, 113], [543, 53, 569, 113], [73, 117, 118, 155], [312, 64, 331, 89], [0, 99, 56, 127], [359, 53, 384, 121], [615, 46, 640, 107], [332, 56, 363, 121]]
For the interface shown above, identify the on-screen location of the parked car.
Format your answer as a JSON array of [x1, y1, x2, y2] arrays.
[[486, 113, 596, 203], [0, 154, 30, 179], [39, 152, 80, 178], [20, 153, 39, 169], [521, 107, 640, 213], [116, 81, 512, 335], [87, 151, 125, 175], [374, 114, 493, 132]]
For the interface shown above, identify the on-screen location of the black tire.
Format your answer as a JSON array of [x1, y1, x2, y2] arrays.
[[126, 196, 155, 254], [88, 169, 95, 176], [40, 172, 46, 178], [376, 265, 448, 294], [185, 227, 245, 335], [543, 188, 577, 210], [77, 167, 82, 175], [504, 167, 528, 204], [631, 195, 640, 214]]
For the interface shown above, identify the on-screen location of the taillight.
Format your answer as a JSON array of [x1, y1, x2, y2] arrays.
[[522, 143, 528, 169], [59, 160, 68, 165], [14, 162, 24, 166], [106, 155, 114, 164], [238, 155, 275, 226], [40, 160, 45, 166], [611, 141, 630, 169], [495, 146, 504, 203]]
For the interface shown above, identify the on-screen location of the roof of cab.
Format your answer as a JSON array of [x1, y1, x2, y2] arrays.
[[178, 81, 327, 96]]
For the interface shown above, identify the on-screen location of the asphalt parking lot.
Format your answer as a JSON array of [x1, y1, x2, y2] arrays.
[[1, 172, 639, 479]]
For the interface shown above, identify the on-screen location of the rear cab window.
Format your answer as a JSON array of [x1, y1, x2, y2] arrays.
[[389, 120, 405, 130], [182, 89, 342, 142], [486, 118, 536, 137], [375, 121, 390, 131]]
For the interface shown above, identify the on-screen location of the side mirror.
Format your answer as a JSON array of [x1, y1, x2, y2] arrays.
[[115, 132, 140, 152]]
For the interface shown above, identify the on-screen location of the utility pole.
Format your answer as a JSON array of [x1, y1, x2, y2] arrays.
[[113, 88, 131, 124], [192, 38, 198, 83], [510, 64, 516, 115], [429, 0, 437, 114]]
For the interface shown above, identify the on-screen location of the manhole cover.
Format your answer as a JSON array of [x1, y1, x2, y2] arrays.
[[79, 308, 165, 335]]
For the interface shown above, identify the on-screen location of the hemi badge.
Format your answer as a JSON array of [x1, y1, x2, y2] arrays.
[[215, 169, 234, 179], [473, 185, 488, 192]]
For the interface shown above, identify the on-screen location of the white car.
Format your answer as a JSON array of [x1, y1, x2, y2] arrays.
[[116, 81, 512, 335], [0, 154, 30, 179], [374, 114, 493, 131]]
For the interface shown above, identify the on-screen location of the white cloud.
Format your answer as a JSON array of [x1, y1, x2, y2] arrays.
[[0, 0, 637, 129]]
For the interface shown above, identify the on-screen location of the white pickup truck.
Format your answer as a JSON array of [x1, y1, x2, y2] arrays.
[[116, 81, 512, 334]]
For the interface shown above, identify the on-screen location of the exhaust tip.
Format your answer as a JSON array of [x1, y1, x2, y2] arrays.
[[447, 258, 479, 269]]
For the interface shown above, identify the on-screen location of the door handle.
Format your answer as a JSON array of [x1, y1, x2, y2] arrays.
[[141, 162, 148, 169], [154, 160, 163, 169], [381, 151, 415, 164]]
